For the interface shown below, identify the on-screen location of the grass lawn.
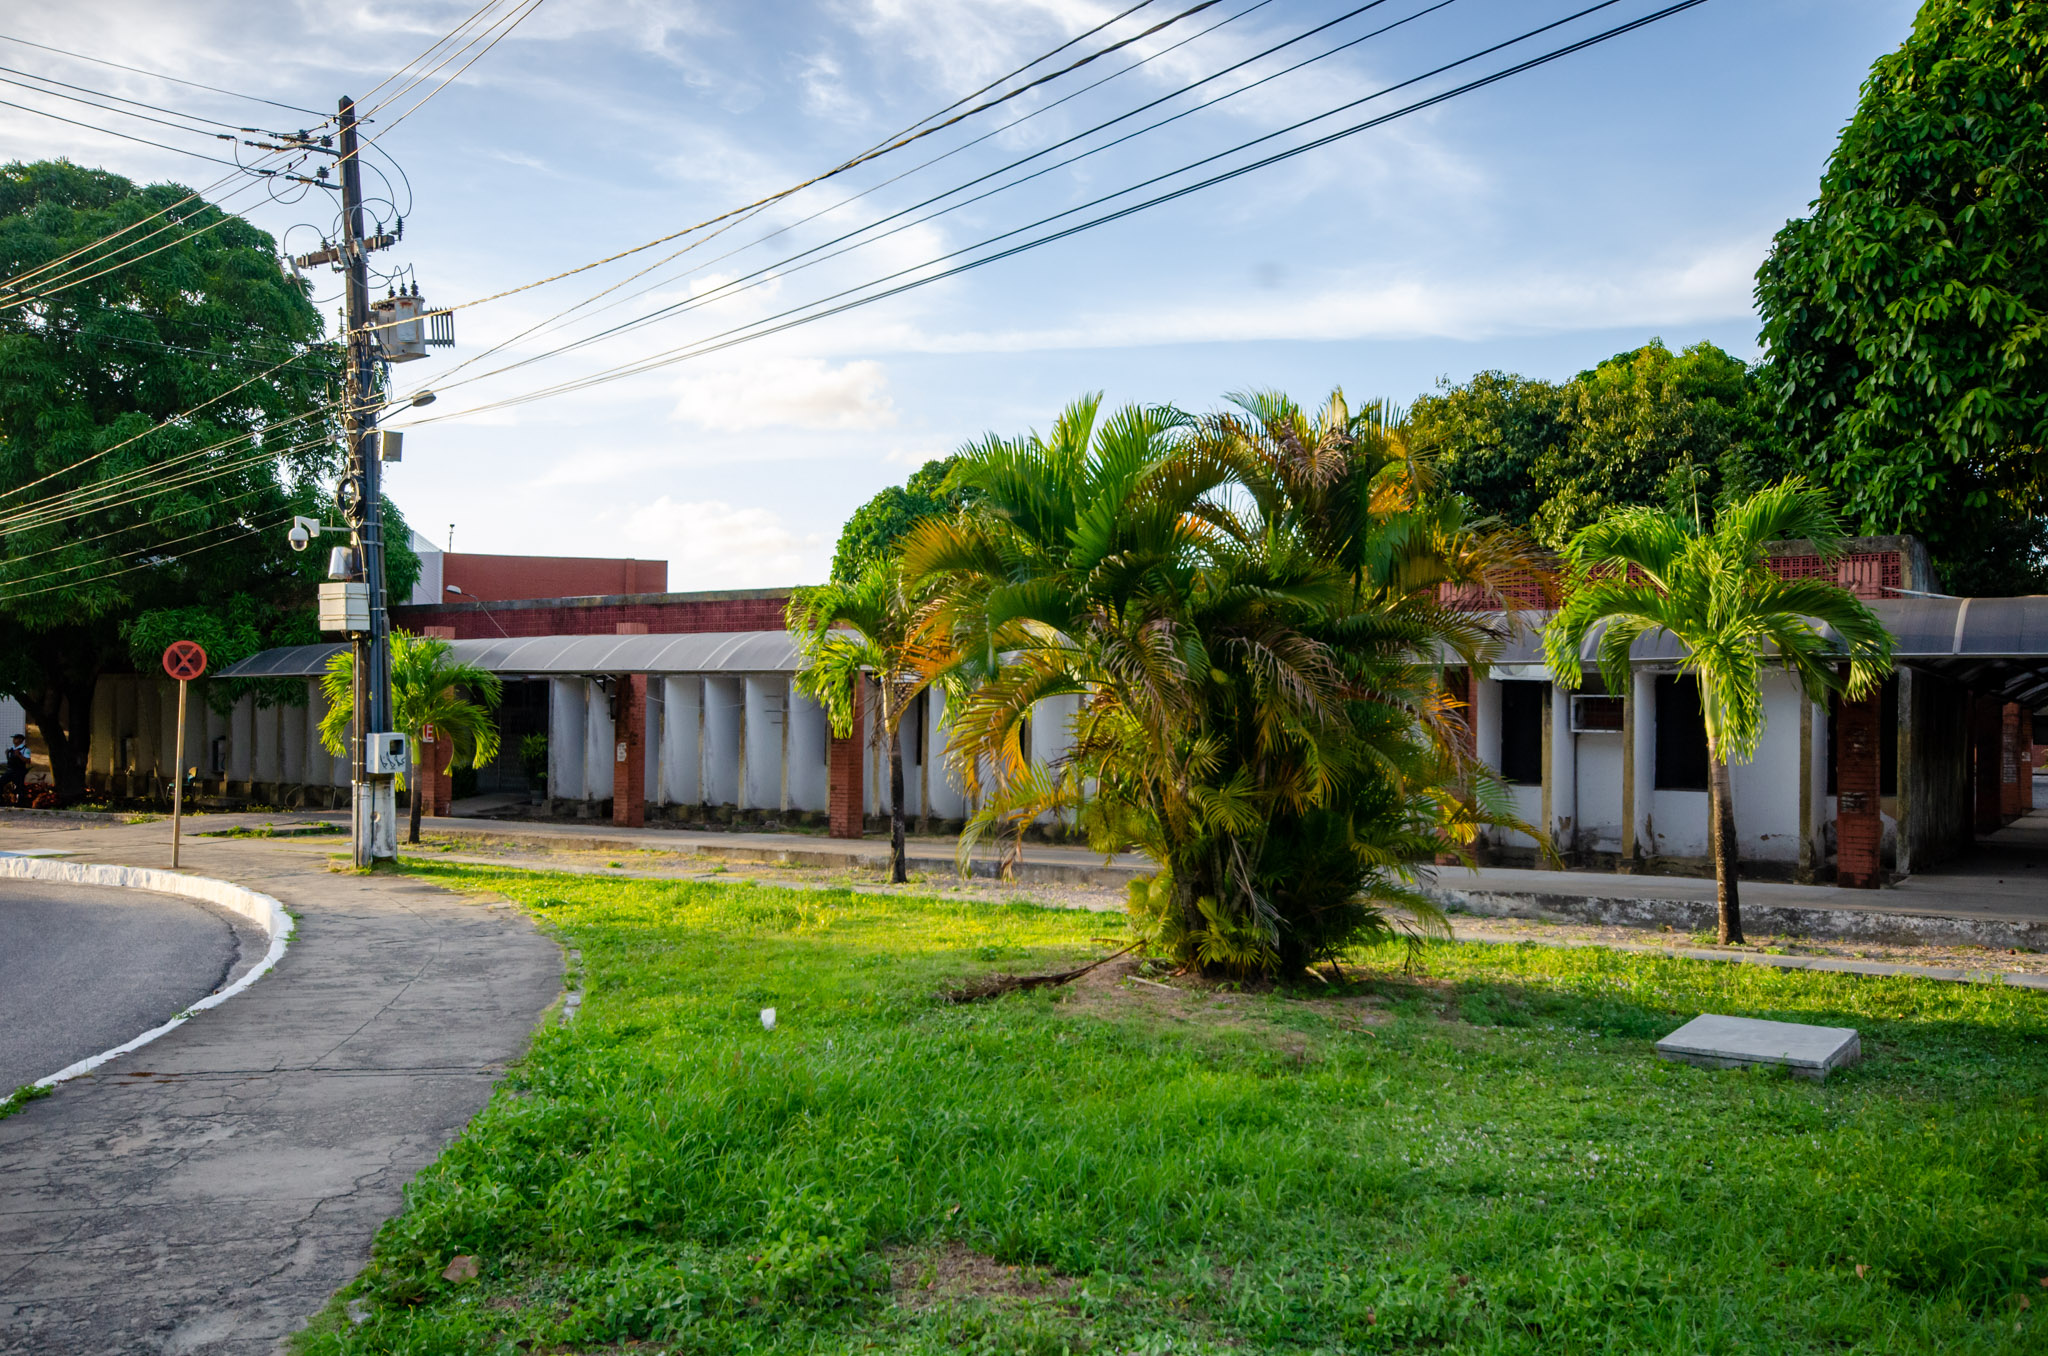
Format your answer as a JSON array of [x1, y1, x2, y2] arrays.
[[300, 865, 2048, 1354]]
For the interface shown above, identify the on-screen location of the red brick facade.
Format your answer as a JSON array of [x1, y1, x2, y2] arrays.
[[828, 683, 866, 840], [1835, 688, 1884, 889], [393, 588, 790, 640], [438, 551, 666, 602]]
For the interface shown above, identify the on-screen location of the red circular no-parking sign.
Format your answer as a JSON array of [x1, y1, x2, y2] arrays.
[[162, 640, 208, 682]]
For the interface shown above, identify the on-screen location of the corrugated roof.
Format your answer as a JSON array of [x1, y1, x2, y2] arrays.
[[216, 630, 803, 679]]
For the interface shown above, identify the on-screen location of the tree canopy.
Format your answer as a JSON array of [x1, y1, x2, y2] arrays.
[[1755, 0, 2048, 595], [0, 160, 417, 794], [1411, 340, 1788, 548], [827, 457, 965, 583]]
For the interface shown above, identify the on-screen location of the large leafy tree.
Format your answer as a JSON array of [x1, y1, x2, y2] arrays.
[[827, 457, 966, 583], [1412, 342, 1788, 548], [319, 633, 503, 844], [0, 160, 416, 796], [909, 392, 1534, 978], [1544, 480, 1894, 945], [787, 557, 931, 882], [1755, 0, 2048, 595]]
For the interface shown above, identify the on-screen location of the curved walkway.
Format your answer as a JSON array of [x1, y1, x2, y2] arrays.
[[0, 878, 256, 1093], [0, 821, 561, 1355]]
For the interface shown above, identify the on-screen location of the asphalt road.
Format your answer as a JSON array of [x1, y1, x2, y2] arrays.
[[0, 878, 244, 1091]]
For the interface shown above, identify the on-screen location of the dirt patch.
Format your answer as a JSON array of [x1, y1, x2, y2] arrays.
[[890, 1241, 1073, 1313]]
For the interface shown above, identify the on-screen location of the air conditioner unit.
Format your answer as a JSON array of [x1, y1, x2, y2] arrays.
[[1570, 693, 1625, 733]]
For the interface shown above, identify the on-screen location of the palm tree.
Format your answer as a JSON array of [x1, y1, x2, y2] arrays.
[[319, 632, 504, 844], [1542, 479, 1893, 944], [787, 556, 932, 884], [908, 392, 1537, 976]]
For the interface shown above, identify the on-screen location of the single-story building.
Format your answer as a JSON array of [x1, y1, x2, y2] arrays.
[[72, 537, 2044, 888]]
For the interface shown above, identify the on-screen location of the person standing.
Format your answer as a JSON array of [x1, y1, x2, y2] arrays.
[[2, 733, 30, 799]]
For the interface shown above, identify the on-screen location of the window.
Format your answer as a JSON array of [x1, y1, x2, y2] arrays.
[[1654, 675, 1710, 790], [1571, 694, 1625, 732], [1498, 681, 1544, 785]]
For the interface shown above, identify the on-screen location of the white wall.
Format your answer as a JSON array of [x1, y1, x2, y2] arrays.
[[549, 679, 586, 801], [786, 687, 829, 813], [743, 676, 785, 811], [658, 677, 701, 805], [582, 679, 615, 802], [1573, 733, 1625, 853]]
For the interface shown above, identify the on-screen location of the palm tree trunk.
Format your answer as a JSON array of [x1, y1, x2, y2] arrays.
[[888, 720, 907, 884], [1707, 744, 1742, 944], [407, 750, 423, 845]]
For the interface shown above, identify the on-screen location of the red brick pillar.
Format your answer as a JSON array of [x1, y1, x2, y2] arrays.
[[418, 723, 454, 817], [1835, 688, 1883, 888], [1972, 697, 2004, 834], [828, 682, 866, 839], [613, 673, 647, 827]]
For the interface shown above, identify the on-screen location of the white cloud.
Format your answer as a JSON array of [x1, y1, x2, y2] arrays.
[[618, 496, 822, 587], [670, 356, 897, 431]]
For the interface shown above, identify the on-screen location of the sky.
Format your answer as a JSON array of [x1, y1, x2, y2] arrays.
[[2, 0, 1923, 589]]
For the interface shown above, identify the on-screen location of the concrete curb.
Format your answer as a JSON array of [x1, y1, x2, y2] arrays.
[[1425, 883, 2048, 952], [0, 856, 293, 1088]]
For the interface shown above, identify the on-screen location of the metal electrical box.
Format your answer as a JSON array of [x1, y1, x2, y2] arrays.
[[317, 581, 369, 634], [365, 732, 411, 775], [379, 430, 403, 462]]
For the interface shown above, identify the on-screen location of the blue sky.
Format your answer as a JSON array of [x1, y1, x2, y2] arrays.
[[5, 0, 1920, 587]]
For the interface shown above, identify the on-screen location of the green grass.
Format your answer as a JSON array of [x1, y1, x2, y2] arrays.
[[301, 864, 2048, 1354]]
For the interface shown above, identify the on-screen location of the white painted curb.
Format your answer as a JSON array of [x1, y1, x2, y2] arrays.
[[0, 857, 293, 1088]]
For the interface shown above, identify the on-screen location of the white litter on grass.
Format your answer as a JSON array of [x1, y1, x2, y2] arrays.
[[760, 1007, 776, 1031]]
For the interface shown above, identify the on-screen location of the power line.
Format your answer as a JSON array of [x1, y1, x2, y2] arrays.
[[409, 0, 1280, 396], [393, 0, 1229, 327], [418, 0, 1450, 396], [400, 0, 1713, 427], [0, 32, 323, 116], [0, 96, 260, 171], [0, 67, 254, 137]]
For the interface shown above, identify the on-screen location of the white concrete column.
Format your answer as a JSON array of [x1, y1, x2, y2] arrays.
[[703, 675, 743, 807], [645, 680, 664, 804], [88, 683, 115, 780], [786, 686, 829, 812], [924, 686, 969, 820], [659, 677, 701, 805], [251, 701, 280, 785], [583, 678, 615, 804], [1474, 676, 1502, 774], [158, 682, 179, 777], [548, 678, 587, 801], [228, 695, 255, 783], [1631, 669, 1657, 856], [281, 693, 308, 785], [742, 677, 782, 811], [1549, 680, 1577, 850]]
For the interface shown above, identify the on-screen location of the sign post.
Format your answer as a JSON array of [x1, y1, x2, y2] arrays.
[[162, 641, 208, 867]]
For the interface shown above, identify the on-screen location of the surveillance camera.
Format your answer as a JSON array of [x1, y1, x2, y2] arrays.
[[288, 523, 311, 552]]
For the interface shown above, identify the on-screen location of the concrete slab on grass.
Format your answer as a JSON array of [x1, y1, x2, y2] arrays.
[[1655, 1014, 1861, 1080]]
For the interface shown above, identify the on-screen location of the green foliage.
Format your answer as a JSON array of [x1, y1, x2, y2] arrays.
[[518, 732, 549, 784], [1755, 0, 2048, 595], [0, 160, 414, 792], [1412, 342, 1790, 549], [830, 457, 965, 583], [303, 864, 2048, 1355], [910, 392, 1533, 976], [318, 631, 503, 787], [1545, 478, 1894, 760]]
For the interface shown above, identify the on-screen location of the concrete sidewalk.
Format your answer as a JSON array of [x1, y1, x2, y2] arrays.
[[0, 818, 562, 1355], [410, 814, 1149, 887]]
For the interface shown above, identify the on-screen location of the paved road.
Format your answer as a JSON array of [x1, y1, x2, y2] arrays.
[[0, 879, 248, 1092], [0, 823, 562, 1355]]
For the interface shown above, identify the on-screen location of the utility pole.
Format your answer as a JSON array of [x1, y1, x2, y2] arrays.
[[338, 94, 396, 866]]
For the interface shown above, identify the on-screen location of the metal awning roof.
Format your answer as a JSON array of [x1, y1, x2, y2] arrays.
[[216, 630, 802, 679], [1475, 597, 2048, 708]]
